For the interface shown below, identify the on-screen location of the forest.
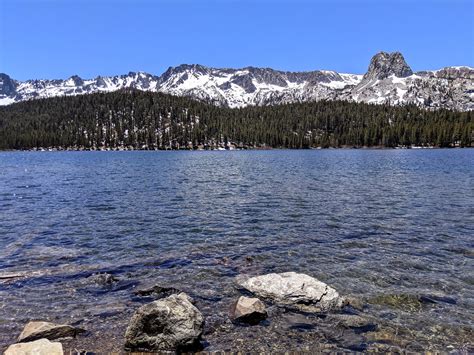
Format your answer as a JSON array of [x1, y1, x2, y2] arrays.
[[0, 89, 472, 150]]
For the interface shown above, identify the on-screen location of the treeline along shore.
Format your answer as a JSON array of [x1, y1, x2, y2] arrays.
[[0, 89, 472, 150]]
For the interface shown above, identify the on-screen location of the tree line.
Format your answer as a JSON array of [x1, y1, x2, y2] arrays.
[[0, 89, 472, 150]]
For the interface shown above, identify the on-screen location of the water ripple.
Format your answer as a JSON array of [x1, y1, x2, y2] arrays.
[[0, 150, 472, 352]]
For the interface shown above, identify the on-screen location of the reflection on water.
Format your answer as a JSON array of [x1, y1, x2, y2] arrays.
[[0, 150, 473, 352]]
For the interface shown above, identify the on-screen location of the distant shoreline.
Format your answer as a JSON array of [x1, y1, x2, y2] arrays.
[[1, 146, 472, 152]]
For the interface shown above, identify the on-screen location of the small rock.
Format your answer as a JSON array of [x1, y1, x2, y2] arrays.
[[419, 294, 457, 305], [365, 327, 411, 349], [87, 272, 118, 285], [368, 293, 445, 312], [217, 256, 231, 266], [238, 272, 343, 312], [5, 339, 63, 355], [125, 292, 204, 352], [232, 296, 267, 325], [134, 285, 181, 299], [280, 312, 316, 332], [18, 321, 84, 342], [327, 314, 378, 333], [344, 296, 365, 311]]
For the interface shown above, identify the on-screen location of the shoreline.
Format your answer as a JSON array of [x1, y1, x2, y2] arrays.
[[0, 146, 472, 152], [2, 268, 472, 353], [1, 270, 472, 354]]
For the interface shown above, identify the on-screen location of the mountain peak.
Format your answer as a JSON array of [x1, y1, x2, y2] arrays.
[[0, 73, 17, 95], [68, 75, 84, 86], [1, 53, 472, 111], [364, 51, 413, 80]]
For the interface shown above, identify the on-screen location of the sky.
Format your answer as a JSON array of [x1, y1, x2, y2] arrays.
[[1, 0, 473, 80]]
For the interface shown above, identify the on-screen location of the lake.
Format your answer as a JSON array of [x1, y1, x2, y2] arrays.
[[0, 150, 473, 352]]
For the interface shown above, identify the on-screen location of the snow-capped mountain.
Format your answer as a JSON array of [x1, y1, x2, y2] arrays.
[[345, 52, 474, 111], [1, 52, 473, 110], [0, 72, 161, 106], [156, 64, 363, 107]]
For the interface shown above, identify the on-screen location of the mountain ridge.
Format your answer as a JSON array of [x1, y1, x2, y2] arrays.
[[1, 52, 473, 110]]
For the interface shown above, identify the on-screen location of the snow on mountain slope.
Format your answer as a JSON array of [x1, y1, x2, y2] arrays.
[[345, 53, 474, 111], [1, 52, 472, 110], [4, 72, 160, 102], [156, 64, 363, 107]]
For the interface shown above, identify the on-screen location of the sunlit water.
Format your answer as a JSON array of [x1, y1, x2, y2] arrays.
[[0, 150, 473, 352]]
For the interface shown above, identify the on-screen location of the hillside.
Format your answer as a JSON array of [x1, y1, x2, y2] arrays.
[[0, 89, 472, 150]]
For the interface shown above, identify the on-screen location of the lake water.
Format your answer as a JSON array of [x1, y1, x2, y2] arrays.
[[0, 150, 473, 352]]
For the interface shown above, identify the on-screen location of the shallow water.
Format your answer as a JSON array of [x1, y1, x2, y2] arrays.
[[0, 150, 473, 352]]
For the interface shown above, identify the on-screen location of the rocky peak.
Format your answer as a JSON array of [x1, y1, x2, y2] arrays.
[[158, 64, 209, 85], [0, 52, 472, 110], [0, 73, 17, 96], [363, 51, 413, 80], [69, 75, 84, 86]]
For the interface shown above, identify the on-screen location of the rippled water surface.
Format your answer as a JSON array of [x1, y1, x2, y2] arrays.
[[0, 150, 473, 352]]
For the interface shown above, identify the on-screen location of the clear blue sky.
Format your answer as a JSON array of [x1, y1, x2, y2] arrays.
[[1, 0, 473, 80]]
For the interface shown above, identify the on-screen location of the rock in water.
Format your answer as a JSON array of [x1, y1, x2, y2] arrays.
[[134, 285, 181, 299], [125, 292, 204, 352], [232, 296, 267, 324], [17, 321, 84, 342], [327, 314, 378, 333], [5, 339, 63, 355], [87, 272, 118, 285], [238, 272, 343, 312]]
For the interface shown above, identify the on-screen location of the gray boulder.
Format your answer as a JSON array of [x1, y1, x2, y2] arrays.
[[232, 296, 267, 324], [17, 321, 84, 342], [5, 339, 63, 355], [238, 272, 344, 312], [125, 292, 204, 352]]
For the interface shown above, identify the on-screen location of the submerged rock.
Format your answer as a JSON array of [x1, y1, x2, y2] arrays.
[[419, 293, 457, 305], [369, 294, 422, 311], [238, 272, 344, 312], [365, 327, 412, 349], [134, 285, 181, 299], [5, 339, 63, 355], [17, 321, 84, 342], [125, 292, 204, 352], [343, 296, 365, 311], [232, 296, 267, 325], [87, 272, 118, 285], [368, 293, 453, 312], [327, 314, 378, 333]]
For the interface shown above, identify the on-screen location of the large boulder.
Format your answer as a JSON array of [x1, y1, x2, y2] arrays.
[[232, 296, 267, 325], [17, 321, 84, 342], [238, 272, 344, 312], [5, 339, 63, 355], [125, 292, 204, 352]]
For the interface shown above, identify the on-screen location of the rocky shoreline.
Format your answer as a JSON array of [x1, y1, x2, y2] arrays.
[[3, 271, 471, 354], [3, 272, 354, 354]]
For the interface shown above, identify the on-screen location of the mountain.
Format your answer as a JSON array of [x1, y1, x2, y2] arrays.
[[1, 52, 473, 110]]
